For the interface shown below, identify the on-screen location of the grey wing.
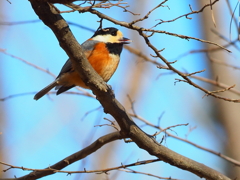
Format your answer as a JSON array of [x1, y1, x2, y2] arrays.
[[56, 40, 99, 78], [57, 59, 72, 78], [81, 40, 99, 51]]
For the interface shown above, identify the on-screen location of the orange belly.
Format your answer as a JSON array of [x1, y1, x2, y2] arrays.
[[58, 42, 120, 88]]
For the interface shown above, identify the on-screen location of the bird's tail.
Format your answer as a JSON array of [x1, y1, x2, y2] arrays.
[[34, 81, 58, 100]]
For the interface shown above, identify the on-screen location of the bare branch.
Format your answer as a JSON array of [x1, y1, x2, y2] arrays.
[[129, 0, 169, 25], [131, 113, 240, 167], [95, 118, 120, 131], [153, 123, 189, 137], [0, 48, 55, 78], [136, 31, 238, 102], [9, 132, 123, 180], [153, 0, 219, 27], [0, 49, 95, 99], [124, 45, 240, 99], [119, 168, 182, 180], [12, 1, 232, 180], [1, 158, 162, 175], [85, 4, 230, 53], [62, 1, 136, 15]]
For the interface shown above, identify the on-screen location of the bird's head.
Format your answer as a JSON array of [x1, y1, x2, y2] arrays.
[[91, 27, 131, 44]]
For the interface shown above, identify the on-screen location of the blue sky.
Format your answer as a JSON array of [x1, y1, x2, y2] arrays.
[[0, 1, 238, 180]]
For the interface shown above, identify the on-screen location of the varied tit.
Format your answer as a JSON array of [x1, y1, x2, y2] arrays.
[[34, 27, 131, 100]]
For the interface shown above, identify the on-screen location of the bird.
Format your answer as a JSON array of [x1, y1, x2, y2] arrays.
[[34, 27, 131, 100]]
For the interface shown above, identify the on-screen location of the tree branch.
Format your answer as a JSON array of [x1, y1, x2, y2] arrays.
[[13, 132, 123, 180], [26, 1, 231, 180]]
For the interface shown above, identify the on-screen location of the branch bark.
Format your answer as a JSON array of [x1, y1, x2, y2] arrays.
[[16, 132, 123, 180], [24, 1, 231, 180]]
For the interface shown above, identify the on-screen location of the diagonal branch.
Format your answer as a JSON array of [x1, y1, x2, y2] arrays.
[[131, 112, 240, 167], [86, 9, 240, 103], [125, 45, 240, 100], [14, 132, 123, 180], [1, 159, 161, 175], [87, 8, 230, 52], [26, 1, 231, 180]]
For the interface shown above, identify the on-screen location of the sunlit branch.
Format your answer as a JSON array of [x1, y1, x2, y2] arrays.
[[152, 0, 219, 27], [7, 132, 123, 180], [125, 44, 240, 102], [130, 113, 240, 167], [27, 1, 231, 179]]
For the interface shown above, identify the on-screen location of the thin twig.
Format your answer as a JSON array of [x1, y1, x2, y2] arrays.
[[130, 113, 240, 167], [119, 168, 182, 180], [0, 159, 161, 174]]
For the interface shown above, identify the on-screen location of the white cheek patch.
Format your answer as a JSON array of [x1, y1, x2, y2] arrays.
[[92, 34, 112, 42], [92, 33, 123, 43]]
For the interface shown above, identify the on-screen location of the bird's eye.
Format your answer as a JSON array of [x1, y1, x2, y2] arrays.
[[111, 32, 117, 36]]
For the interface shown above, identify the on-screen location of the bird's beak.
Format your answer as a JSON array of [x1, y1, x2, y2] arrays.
[[119, 37, 132, 44]]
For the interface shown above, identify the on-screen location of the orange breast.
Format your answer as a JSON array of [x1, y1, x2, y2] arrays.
[[88, 42, 120, 82], [58, 42, 120, 88]]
